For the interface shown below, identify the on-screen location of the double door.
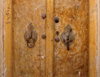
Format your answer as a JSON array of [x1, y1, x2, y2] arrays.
[[4, 0, 89, 77]]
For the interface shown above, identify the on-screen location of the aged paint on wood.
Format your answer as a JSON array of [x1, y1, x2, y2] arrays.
[[12, 0, 46, 77], [54, 0, 89, 77], [46, 0, 54, 77], [89, 0, 97, 77], [4, 0, 12, 77], [4, 0, 98, 77]]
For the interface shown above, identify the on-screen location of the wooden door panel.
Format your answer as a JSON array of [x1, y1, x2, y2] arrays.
[[12, 0, 46, 77], [54, 0, 89, 77]]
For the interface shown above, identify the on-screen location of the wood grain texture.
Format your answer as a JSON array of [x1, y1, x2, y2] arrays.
[[3, 0, 98, 77], [4, 0, 12, 77], [54, 0, 89, 77], [89, 0, 97, 77], [12, 0, 46, 77], [46, 0, 54, 77]]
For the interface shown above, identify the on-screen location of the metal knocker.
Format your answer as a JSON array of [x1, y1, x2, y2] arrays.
[[24, 23, 38, 48], [61, 24, 75, 51]]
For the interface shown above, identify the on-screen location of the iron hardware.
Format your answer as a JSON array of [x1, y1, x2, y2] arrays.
[[42, 33, 46, 39], [24, 23, 38, 48], [56, 31, 59, 36], [54, 16, 59, 23], [61, 24, 75, 51], [41, 14, 46, 19], [54, 36, 60, 42]]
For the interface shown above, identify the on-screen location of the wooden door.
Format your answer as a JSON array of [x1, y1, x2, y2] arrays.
[[12, 0, 46, 77], [53, 0, 88, 77], [4, 0, 97, 77], [11, 0, 45, 77]]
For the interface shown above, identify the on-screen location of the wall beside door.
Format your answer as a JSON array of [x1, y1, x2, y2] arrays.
[[0, 0, 4, 77], [97, 0, 100, 76]]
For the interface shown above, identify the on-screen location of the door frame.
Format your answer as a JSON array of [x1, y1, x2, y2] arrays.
[[3, 0, 97, 77], [89, 0, 98, 77]]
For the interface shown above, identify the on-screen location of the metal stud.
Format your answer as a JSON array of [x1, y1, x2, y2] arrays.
[[41, 14, 46, 19], [56, 31, 59, 36], [54, 36, 60, 42], [54, 17, 59, 23], [42, 33, 46, 39]]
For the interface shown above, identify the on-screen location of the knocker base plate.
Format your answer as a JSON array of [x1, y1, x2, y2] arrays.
[[24, 23, 37, 48]]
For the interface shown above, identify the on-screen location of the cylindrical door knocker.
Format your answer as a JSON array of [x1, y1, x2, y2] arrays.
[[24, 23, 38, 48], [61, 24, 75, 51]]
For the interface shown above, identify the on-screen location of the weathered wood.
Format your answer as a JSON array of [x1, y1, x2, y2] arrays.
[[4, 0, 12, 77], [54, 0, 89, 77], [3, 0, 98, 77], [39, 1, 46, 77], [89, 0, 97, 77], [12, 0, 46, 77], [46, 0, 54, 77], [4, 0, 46, 77]]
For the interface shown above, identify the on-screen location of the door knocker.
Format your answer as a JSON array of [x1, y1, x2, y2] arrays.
[[24, 23, 38, 48], [61, 24, 75, 51]]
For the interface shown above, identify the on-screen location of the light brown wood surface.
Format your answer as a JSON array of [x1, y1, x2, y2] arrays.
[[89, 0, 97, 77], [4, 0, 12, 77], [54, 0, 89, 77], [12, 0, 46, 77], [46, 0, 54, 77], [3, 0, 98, 77]]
